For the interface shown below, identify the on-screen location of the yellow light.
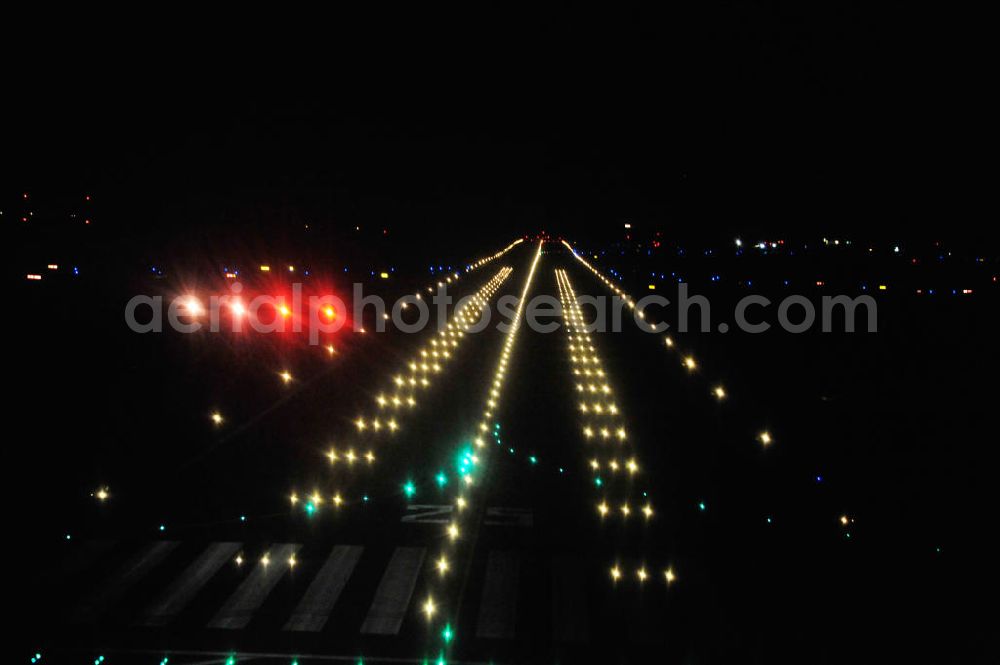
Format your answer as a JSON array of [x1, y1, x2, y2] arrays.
[[290, 492, 299, 505], [279, 305, 291, 317], [279, 371, 293, 383], [759, 431, 773, 446], [423, 597, 437, 619], [643, 503, 654, 518], [380, 272, 389, 279], [94, 487, 110, 501], [365, 451, 375, 463], [447, 523, 460, 540], [332, 493, 343, 506], [324, 306, 336, 319], [713, 385, 726, 400], [621, 503, 631, 517], [665, 567, 676, 584], [598, 502, 609, 517], [327, 450, 338, 463], [288, 554, 297, 568], [261, 553, 271, 567], [637, 567, 648, 582], [210, 412, 224, 425], [260, 265, 270, 272], [684, 356, 697, 370], [456, 497, 467, 510], [840, 514, 851, 525], [436, 556, 449, 575], [235, 554, 243, 566], [611, 566, 622, 581], [665, 336, 674, 348]]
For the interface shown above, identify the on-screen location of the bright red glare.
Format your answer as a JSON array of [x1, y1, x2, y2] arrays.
[[184, 298, 204, 316], [231, 301, 246, 316]]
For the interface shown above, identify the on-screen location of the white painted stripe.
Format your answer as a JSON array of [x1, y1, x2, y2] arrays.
[[140, 542, 241, 627], [208, 543, 301, 630], [475, 550, 520, 639], [283, 545, 363, 632], [359, 546, 425, 635], [74, 540, 179, 622]]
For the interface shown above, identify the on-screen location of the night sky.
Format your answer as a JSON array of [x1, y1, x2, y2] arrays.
[[8, 4, 990, 252]]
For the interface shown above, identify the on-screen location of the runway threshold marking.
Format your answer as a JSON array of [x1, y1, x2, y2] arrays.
[[207, 543, 301, 630], [140, 541, 242, 627], [283, 545, 363, 632], [360, 546, 426, 635]]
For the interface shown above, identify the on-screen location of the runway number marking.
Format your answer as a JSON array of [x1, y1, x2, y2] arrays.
[[402, 504, 454, 523], [402, 505, 533, 527]]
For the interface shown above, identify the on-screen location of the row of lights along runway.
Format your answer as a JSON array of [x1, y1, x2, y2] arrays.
[[416, 240, 543, 659], [555, 268, 676, 587], [561, 239, 856, 535], [288, 266, 514, 516], [560, 240, 773, 448]]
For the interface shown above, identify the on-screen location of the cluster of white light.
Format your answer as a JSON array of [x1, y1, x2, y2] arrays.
[[466, 238, 524, 272], [559, 240, 640, 312], [358, 266, 513, 434], [555, 269, 651, 524], [610, 563, 676, 586], [561, 240, 772, 449], [419, 240, 543, 627], [411, 238, 522, 301], [326, 448, 376, 465]]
